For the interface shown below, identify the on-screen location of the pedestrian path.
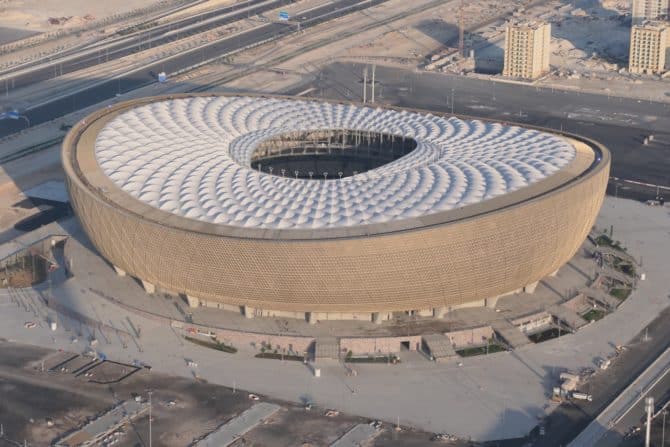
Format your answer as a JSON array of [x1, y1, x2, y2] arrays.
[[196, 402, 280, 447], [330, 423, 380, 447]]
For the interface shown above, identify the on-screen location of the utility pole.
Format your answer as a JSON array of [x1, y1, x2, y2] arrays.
[[645, 397, 654, 447], [148, 390, 153, 447], [362, 66, 368, 103], [662, 410, 667, 447]]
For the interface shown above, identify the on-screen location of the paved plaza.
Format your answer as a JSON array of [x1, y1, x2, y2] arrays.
[[0, 197, 668, 441]]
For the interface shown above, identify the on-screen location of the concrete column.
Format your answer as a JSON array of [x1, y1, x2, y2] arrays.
[[485, 296, 499, 308], [185, 295, 199, 308], [306, 312, 316, 325], [372, 312, 382, 324], [113, 265, 126, 277], [433, 306, 447, 318], [243, 306, 255, 319], [141, 280, 155, 294], [524, 281, 539, 294]]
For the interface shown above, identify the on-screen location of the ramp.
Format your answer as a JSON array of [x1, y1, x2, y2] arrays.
[[196, 402, 280, 447], [547, 305, 587, 330], [580, 287, 621, 310], [315, 337, 340, 360], [422, 334, 457, 362], [594, 246, 637, 265], [491, 320, 531, 349], [331, 423, 380, 447], [597, 267, 634, 286]]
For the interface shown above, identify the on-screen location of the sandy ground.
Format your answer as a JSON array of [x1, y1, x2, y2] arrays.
[[159, 0, 236, 22], [551, 1, 630, 73], [0, 342, 451, 447]]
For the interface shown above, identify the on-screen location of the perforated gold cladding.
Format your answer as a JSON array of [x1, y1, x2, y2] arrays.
[[63, 94, 610, 313]]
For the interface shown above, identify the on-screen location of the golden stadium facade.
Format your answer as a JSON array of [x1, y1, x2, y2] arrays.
[[62, 94, 609, 323]]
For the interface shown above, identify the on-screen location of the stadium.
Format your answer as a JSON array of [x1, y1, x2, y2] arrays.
[[62, 94, 609, 324]]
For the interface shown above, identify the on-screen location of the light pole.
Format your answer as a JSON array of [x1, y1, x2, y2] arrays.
[[148, 390, 153, 447], [645, 397, 654, 447], [662, 410, 666, 447]]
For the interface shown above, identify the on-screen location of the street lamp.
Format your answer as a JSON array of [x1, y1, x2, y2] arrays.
[[148, 390, 153, 447]]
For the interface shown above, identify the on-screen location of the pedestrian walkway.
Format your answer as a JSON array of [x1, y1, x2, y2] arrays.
[[330, 423, 380, 447], [55, 400, 147, 447]]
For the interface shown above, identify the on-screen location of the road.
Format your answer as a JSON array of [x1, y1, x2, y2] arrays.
[[568, 347, 670, 446], [598, 369, 670, 446], [0, 0, 388, 137], [0, 0, 291, 90], [290, 62, 670, 191]]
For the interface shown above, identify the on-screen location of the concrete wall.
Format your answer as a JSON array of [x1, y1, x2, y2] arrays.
[[511, 312, 553, 334], [340, 335, 422, 355], [445, 326, 495, 348]]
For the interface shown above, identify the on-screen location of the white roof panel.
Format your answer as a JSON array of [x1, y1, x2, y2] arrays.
[[94, 97, 576, 230]]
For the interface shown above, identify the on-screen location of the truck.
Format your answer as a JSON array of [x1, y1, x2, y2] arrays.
[[572, 392, 593, 402]]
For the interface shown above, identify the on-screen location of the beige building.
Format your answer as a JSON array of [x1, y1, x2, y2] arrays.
[[502, 21, 551, 80], [632, 0, 669, 25], [629, 21, 668, 74], [63, 94, 609, 324]]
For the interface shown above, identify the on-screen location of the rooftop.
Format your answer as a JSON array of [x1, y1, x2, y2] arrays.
[[92, 96, 576, 231]]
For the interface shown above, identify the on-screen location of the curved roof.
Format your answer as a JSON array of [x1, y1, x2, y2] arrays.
[[93, 96, 576, 231]]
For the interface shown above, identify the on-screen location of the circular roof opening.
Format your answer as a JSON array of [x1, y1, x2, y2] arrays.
[[251, 129, 418, 180]]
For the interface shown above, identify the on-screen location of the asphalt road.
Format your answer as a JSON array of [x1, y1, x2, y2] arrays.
[[531, 307, 670, 447], [0, 0, 388, 137], [599, 368, 670, 446], [290, 62, 670, 193], [0, 0, 293, 91]]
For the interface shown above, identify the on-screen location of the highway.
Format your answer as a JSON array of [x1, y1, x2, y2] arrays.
[[0, 0, 295, 90], [0, 0, 388, 137]]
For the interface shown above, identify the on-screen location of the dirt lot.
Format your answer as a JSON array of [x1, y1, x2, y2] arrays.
[[0, 338, 370, 447], [0, 339, 498, 447]]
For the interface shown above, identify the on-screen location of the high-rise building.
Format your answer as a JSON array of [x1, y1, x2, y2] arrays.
[[629, 21, 668, 74], [502, 21, 551, 80], [632, 0, 669, 25]]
